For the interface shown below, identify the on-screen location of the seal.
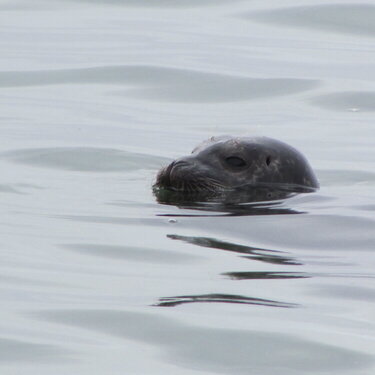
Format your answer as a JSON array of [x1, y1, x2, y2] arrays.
[[154, 136, 319, 203]]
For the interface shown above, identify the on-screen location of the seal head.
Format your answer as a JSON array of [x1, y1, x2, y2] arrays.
[[154, 136, 319, 202]]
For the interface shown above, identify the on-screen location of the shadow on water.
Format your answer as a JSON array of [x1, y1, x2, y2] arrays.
[[168, 234, 302, 266], [155, 293, 298, 308]]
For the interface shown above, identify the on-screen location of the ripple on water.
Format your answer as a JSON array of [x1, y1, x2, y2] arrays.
[[0, 183, 43, 195], [248, 4, 375, 37], [61, 0, 235, 7], [61, 243, 201, 264], [169, 214, 375, 252], [0, 66, 319, 103], [55, 210, 375, 251], [0, 184, 24, 194], [2, 147, 169, 172], [0, 338, 70, 363], [38, 310, 374, 374], [317, 169, 375, 186], [316, 284, 375, 303], [311, 91, 375, 112]]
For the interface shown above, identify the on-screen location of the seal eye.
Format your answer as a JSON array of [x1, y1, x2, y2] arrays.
[[225, 156, 247, 168]]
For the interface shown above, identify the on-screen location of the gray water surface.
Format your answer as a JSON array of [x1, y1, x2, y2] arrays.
[[1, 0, 375, 374]]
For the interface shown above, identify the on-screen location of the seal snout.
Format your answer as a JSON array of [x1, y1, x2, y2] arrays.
[[155, 158, 194, 190], [168, 158, 195, 187]]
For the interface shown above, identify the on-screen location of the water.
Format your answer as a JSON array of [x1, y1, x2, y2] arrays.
[[1, 0, 374, 374]]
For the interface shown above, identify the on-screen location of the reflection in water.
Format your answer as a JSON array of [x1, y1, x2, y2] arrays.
[[155, 293, 297, 308], [223, 271, 310, 280], [163, 236, 303, 309], [168, 234, 302, 265], [155, 187, 306, 216]]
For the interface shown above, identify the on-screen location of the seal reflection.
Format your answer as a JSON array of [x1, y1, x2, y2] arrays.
[[153, 235, 304, 308], [155, 293, 298, 308]]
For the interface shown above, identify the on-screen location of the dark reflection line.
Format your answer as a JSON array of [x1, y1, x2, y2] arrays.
[[168, 234, 302, 266], [242, 255, 301, 265], [156, 200, 304, 217], [168, 234, 279, 253], [223, 271, 310, 280], [154, 293, 298, 308]]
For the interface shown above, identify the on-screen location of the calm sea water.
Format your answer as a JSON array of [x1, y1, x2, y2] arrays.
[[1, 0, 375, 374]]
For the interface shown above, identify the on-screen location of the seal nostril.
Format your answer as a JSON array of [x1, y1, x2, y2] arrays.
[[266, 156, 271, 166]]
